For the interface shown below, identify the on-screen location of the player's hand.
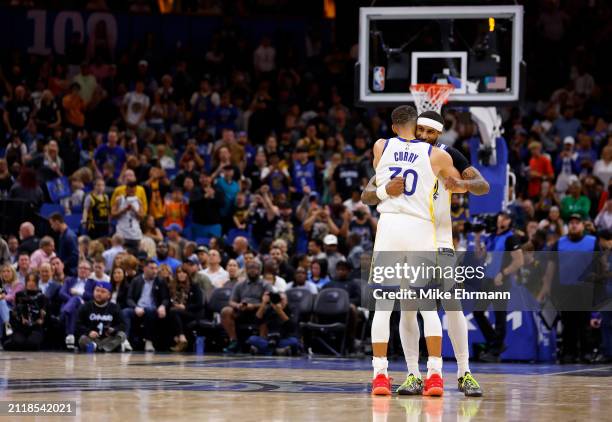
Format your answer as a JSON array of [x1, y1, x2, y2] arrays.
[[443, 176, 463, 192], [590, 318, 601, 329], [385, 177, 405, 197]]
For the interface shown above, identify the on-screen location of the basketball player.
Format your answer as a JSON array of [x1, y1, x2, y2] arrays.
[[363, 110, 488, 397], [369, 105, 466, 396]]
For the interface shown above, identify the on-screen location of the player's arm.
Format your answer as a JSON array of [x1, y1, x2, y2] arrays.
[[430, 148, 468, 193], [363, 139, 405, 205], [442, 146, 490, 195]]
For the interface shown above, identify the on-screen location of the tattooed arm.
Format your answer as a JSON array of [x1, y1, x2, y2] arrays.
[[361, 176, 379, 206], [444, 166, 490, 195]]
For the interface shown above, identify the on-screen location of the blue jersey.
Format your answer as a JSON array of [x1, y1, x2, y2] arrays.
[[292, 160, 316, 194]]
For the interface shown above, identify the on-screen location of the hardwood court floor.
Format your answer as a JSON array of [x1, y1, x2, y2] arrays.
[[0, 352, 611, 421]]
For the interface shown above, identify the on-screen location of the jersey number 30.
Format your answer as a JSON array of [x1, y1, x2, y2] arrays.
[[389, 167, 418, 196]]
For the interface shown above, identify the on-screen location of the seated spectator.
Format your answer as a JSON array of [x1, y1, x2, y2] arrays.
[[262, 259, 287, 292], [246, 290, 300, 356], [595, 198, 612, 231], [37, 262, 62, 317], [593, 145, 612, 186], [163, 186, 188, 230], [109, 267, 130, 310], [29, 236, 56, 271], [168, 266, 204, 352], [224, 259, 242, 289], [15, 253, 30, 284], [308, 259, 330, 290], [3, 274, 46, 351], [307, 238, 326, 261], [232, 236, 249, 269], [561, 181, 591, 221], [76, 281, 127, 353], [49, 213, 79, 276], [82, 178, 111, 239], [111, 181, 145, 253], [221, 260, 267, 353], [182, 257, 213, 300], [154, 241, 181, 273], [201, 249, 228, 288], [142, 215, 164, 244], [17, 222, 39, 256], [165, 224, 187, 261], [123, 259, 169, 352], [91, 256, 110, 282], [9, 168, 44, 209], [61, 176, 85, 215], [323, 234, 346, 279], [269, 245, 295, 283], [60, 259, 97, 349], [1, 264, 24, 307], [102, 234, 125, 270], [51, 256, 66, 285], [286, 266, 318, 294]]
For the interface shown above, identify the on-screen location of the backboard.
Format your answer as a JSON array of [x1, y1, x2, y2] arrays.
[[356, 5, 524, 106]]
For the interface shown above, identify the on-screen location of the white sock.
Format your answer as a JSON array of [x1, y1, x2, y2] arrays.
[[373, 356, 388, 377], [399, 311, 422, 378], [427, 356, 443, 378], [447, 311, 470, 378]]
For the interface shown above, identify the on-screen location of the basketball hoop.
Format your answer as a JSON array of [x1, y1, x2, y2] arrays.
[[410, 83, 454, 115]]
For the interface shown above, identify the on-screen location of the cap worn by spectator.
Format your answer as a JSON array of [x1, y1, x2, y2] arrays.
[[568, 213, 583, 222], [136, 251, 149, 261], [323, 234, 338, 246], [563, 136, 575, 145], [196, 245, 209, 253], [165, 223, 182, 233], [183, 255, 199, 265], [95, 281, 113, 292]]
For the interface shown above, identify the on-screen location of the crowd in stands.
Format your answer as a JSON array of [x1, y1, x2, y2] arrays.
[[0, 0, 610, 361]]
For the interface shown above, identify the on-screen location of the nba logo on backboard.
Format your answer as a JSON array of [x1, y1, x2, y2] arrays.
[[373, 66, 385, 91]]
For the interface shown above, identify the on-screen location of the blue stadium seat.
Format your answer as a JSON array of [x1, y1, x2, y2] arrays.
[[40, 203, 64, 218], [196, 237, 210, 247], [64, 213, 83, 234], [225, 228, 249, 244]]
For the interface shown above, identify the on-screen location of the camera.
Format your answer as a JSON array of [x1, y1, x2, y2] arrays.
[[269, 292, 282, 304], [465, 214, 498, 233]]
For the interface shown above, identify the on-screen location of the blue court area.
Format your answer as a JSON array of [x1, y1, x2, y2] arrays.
[[128, 354, 612, 377]]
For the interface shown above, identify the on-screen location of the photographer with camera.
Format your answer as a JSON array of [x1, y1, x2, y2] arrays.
[[473, 211, 524, 362], [4, 274, 47, 351], [246, 287, 299, 356]]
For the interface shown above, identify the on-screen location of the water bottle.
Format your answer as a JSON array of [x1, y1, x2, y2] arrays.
[[86, 342, 96, 353], [195, 336, 205, 355]]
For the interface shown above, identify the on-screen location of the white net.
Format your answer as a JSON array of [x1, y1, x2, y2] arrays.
[[410, 84, 454, 115]]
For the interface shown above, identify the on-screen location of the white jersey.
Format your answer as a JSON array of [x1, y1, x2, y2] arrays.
[[375, 137, 438, 222], [433, 143, 453, 249], [116, 195, 143, 241]]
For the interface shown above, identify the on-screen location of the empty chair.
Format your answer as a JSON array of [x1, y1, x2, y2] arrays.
[[285, 288, 314, 323], [188, 287, 232, 350], [301, 288, 350, 356]]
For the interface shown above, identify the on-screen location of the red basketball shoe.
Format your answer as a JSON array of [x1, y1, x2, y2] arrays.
[[371, 374, 393, 396], [423, 373, 444, 396]]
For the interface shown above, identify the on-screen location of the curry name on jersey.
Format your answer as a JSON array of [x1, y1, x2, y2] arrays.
[[375, 137, 438, 221]]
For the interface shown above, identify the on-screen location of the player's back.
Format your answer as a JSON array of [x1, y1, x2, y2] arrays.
[[375, 137, 438, 222]]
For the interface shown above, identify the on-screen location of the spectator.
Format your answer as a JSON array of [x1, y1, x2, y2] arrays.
[[168, 266, 204, 352], [308, 258, 330, 290], [0, 158, 13, 196], [110, 169, 148, 214], [269, 246, 295, 283], [62, 82, 86, 128], [76, 281, 126, 353], [286, 266, 317, 294], [527, 141, 554, 199], [550, 106, 581, 142], [109, 267, 130, 310], [29, 236, 56, 271], [216, 165, 240, 228], [232, 236, 248, 268], [253, 36, 276, 78], [322, 234, 345, 279], [91, 256, 110, 282], [3, 274, 46, 351], [0, 266, 15, 340], [123, 259, 169, 352], [154, 241, 181, 273], [34, 89, 62, 135], [595, 198, 612, 231], [307, 238, 326, 261], [222, 260, 268, 353], [593, 146, 612, 187], [73, 62, 97, 105], [51, 256, 66, 285], [165, 225, 186, 261], [163, 186, 188, 230], [224, 259, 242, 289], [7, 236, 18, 264], [9, 167, 44, 208], [201, 249, 229, 288], [111, 181, 145, 253], [102, 234, 125, 270], [575, 134, 597, 174], [561, 181, 591, 221], [122, 80, 150, 131], [190, 173, 225, 239], [3, 85, 33, 133], [332, 145, 363, 200], [49, 213, 79, 275], [93, 130, 126, 179], [183, 257, 214, 300], [59, 259, 96, 349], [15, 253, 30, 284], [37, 262, 61, 317], [142, 215, 164, 244]]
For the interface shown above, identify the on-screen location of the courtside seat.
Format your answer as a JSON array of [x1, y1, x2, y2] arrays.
[[301, 288, 350, 356]]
